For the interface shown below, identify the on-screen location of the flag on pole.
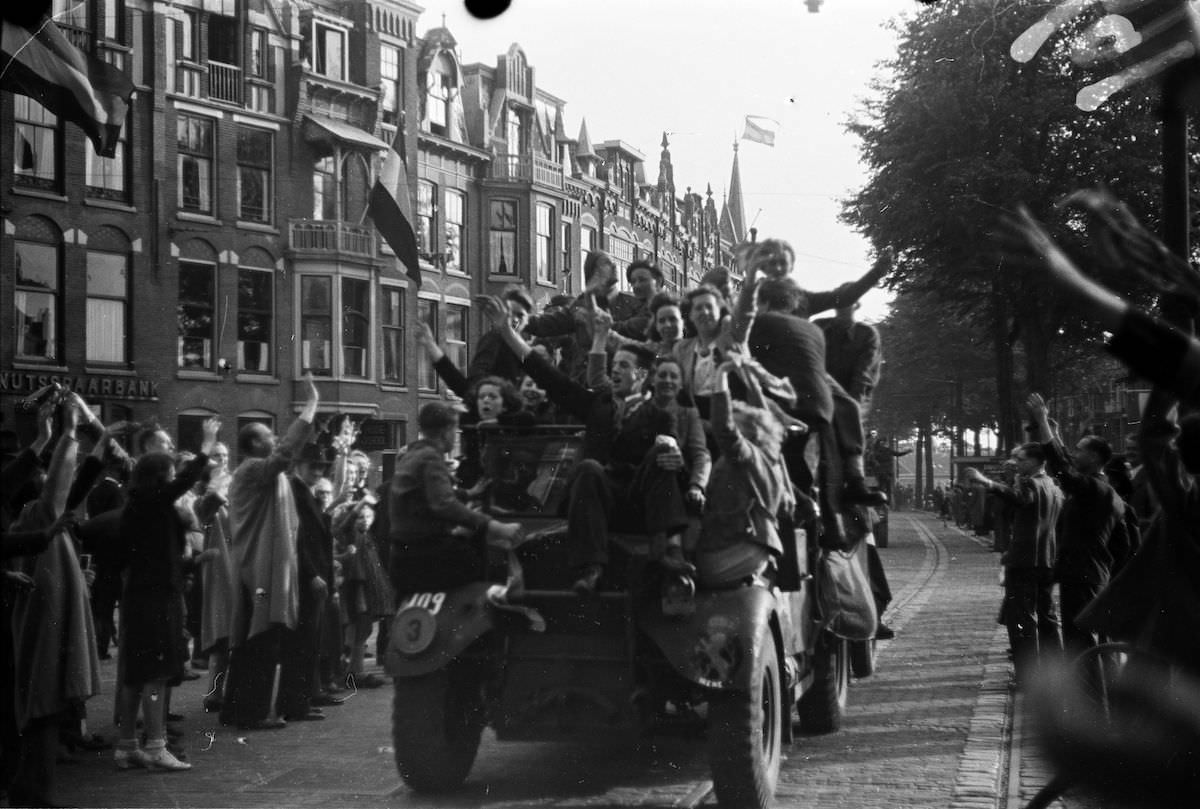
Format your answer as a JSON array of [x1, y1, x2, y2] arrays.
[[741, 115, 778, 147], [1, 13, 135, 157], [368, 121, 422, 287]]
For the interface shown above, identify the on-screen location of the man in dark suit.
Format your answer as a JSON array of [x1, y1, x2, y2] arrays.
[[481, 294, 691, 594], [277, 443, 335, 721], [748, 278, 881, 545]]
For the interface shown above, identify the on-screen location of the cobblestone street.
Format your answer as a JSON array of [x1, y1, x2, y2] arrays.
[[36, 513, 1102, 809]]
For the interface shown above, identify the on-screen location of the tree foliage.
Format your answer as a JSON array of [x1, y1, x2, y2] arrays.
[[844, 0, 1197, 445]]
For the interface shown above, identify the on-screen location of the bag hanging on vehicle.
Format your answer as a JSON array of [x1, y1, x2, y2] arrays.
[[816, 538, 878, 641]]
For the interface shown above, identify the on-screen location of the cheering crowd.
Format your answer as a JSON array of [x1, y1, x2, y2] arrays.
[[2, 221, 1198, 806]]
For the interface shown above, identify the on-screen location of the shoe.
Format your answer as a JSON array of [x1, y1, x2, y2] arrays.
[[189, 658, 208, 671], [875, 623, 896, 640], [237, 718, 287, 731], [323, 682, 347, 695], [65, 732, 112, 752], [142, 743, 192, 771], [166, 711, 185, 723], [202, 696, 223, 713], [310, 693, 346, 707], [114, 745, 148, 770], [572, 564, 603, 597], [352, 673, 388, 689], [844, 479, 888, 507], [287, 711, 326, 722], [180, 670, 201, 681]]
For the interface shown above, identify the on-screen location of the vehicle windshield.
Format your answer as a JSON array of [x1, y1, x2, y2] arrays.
[[467, 424, 584, 517]]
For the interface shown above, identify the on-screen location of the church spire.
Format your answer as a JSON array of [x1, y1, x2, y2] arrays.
[[726, 141, 747, 243]]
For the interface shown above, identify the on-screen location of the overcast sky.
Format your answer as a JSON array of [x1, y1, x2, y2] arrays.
[[425, 0, 919, 321]]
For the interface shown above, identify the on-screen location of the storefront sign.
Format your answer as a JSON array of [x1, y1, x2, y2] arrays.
[[0, 371, 160, 401]]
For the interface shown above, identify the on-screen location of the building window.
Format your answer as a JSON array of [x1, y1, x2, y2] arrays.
[[177, 114, 214, 214], [341, 278, 369, 379], [506, 107, 522, 155], [535, 203, 553, 284], [313, 156, 336, 219], [178, 261, 215, 370], [580, 225, 596, 275], [417, 180, 435, 257], [444, 190, 464, 273], [96, 0, 125, 42], [427, 54, 454, 136], [176, 10, 198, 61], [85, 118, 129, 201], [237, 268, 272, 373], [381, 45, 401, 124], [489, 199, 517, 275], [13, 97, 59, 190], [560, 220, 571, 281], [86, 251, 128, 364], [313, 23, 345, 82], [381, 286, 405, 384], [300, 276, 332, 376], [237, 126, 272, 223], [207, 14, 239, 66], [14, 240, 61, 362], [53, 0, 87, 29], [609, 236, 635, 289], [445, 303, 468, 374], [417, 299, 437, 391], [249, 28, 269, 77]]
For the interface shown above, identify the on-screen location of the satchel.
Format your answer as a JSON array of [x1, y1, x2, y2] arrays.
[[816, 539, 878, 641]]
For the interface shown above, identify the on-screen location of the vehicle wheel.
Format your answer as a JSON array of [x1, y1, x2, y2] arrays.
[[392, 666, 484, 793], [849, 638, 876, 679], [708, 623, 783, 809], [797, 633, 849, 733]]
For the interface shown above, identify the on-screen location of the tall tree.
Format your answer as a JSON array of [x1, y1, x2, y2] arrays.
[[843, 0, 1188, 443]]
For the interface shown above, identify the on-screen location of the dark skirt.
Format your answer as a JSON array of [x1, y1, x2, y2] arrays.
[[119, 588, 186, 687], [342, 536, 394, 620]]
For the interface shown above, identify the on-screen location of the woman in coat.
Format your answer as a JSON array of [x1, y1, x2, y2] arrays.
[[113, 417, 218, 771]]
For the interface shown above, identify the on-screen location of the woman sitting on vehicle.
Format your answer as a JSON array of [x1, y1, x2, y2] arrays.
[[695, 355, 794, 587]]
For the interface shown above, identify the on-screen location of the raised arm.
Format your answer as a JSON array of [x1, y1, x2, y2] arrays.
[[266, 374, 318, 477], [39, 400, 81, 517], [417, 321, 470, 400], [805, 250, 890, 318], [479, 294, 595, 419]]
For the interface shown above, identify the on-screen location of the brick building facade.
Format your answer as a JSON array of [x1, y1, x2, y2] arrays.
[[1, 0, 744, 464]]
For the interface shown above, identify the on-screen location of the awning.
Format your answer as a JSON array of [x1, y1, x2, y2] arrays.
[[303, 114, 389, 152]]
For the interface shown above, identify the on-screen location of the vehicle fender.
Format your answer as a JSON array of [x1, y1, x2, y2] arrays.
[[384, 582, 494, 678], [638, 586, 778, 693]]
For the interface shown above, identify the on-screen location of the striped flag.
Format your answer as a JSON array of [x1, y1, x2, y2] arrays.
[[741, 115, 778, 147], [368, 122, 421, 287], [1, 14, 135, 157]]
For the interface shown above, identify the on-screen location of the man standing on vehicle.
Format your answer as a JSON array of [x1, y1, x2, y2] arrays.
[[386, 402, 522, 596], [965, 444, 1063, 687]]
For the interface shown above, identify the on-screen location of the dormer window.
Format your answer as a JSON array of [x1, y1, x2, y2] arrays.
[[506, 107, 523, 155], [427, 54, 454, 136], [313, 22, 346, 81]]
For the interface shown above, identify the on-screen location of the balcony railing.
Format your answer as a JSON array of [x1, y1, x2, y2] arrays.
[[488, 155, 564, 189], [208, 61, 243, 105], [289, 220, 375, 258]]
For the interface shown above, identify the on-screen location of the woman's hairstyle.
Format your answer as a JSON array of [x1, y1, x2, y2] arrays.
[[681, 284, 729, 338], [130, 451, 176, 493], [348, 450, 371, 471], [731, 400, 785, 459], [755, 237, 795, 269], [470, 375, 523, 415], [646, 291, 682, 343]]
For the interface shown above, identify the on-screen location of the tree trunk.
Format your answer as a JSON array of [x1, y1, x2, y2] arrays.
[[992, 280, 1019, 453], [914, 424, 925, 507], [923, 416, 935, 498]]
